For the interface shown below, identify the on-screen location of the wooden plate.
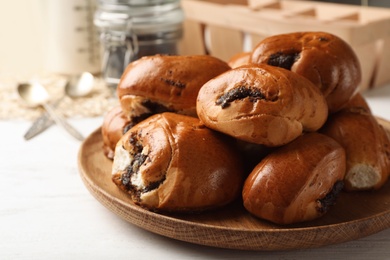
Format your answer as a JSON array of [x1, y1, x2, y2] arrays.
[[78, 118, 390, 251]]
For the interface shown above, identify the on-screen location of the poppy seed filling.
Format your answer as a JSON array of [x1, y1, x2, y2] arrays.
[[317, 180, 344, 214], [121, 132, 166, 197], [161, 78, 186, 89], [123, 100, 172, 135], [121, 132, 147, 188], [268, 52, 300, 70], [216, 86, 277, 109]]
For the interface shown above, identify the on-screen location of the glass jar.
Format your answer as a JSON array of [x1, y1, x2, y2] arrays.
[[94, 0, 184, 87]]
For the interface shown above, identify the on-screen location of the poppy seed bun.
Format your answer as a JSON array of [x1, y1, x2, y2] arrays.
[[196, 64, 328, 146], [321, 111, 390, 191], [251, 32, 361, 113], [243, 133, 346, 225], [117, 55, 231, 118], [111, 112, 244, 212]]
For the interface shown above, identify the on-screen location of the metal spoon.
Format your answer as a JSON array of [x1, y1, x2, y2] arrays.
[[18, 81, 85, 141], [65, 72, 94, 99], [23, 72, 94, 140]]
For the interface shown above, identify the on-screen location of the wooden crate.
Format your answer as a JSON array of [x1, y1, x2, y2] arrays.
[[179, 0, 390, 91]]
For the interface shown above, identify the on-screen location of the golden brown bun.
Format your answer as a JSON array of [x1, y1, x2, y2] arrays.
[[340, 92, 371, 114], [111, 112, 244, 212], [228, 52, 251, 68], [321, 111, 390, 191], [196, 64, 328, 146], [102, 106, 132, 159], [117, 54, 231, 118], [243, 133, 346, 225], [250, 32, 361, 113]]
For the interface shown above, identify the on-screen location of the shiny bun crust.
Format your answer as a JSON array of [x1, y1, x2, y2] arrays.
[[340, 92, 371, 114], [243, 133, 346, 225], [321, 111, 390, 191], [117, 55, 231, 118], [111, 112, 244, 212], [102, 106, 132, 159], [250, 31, 361, 113], [228, 52, 251, 68], [196, 64, 328, 146]]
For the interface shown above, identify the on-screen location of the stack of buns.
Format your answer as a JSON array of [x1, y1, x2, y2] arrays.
[[102, 55, 231, 159], [102, 31, 390, 225]]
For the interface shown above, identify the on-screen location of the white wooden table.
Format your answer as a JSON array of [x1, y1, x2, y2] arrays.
[[2, 86, 390, 259]]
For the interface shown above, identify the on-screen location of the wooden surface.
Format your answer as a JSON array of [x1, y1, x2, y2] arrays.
[[179, 0, 390, 90], [78, 118, 390, 251]]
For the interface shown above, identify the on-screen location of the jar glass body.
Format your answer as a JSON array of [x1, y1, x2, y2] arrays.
[[94, 0, 183, 86]]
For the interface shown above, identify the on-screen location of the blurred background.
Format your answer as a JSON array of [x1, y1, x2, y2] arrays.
[[1, 0, 389, 79], [319, 0, 389, 5], [1, 0, 390, 115], [0, 0, 100, 77]]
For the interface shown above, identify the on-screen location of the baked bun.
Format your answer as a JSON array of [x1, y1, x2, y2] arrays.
[[340, 92, 371, 114], [228, 52, 251, 68], [196, 64, 328, 146], [250, 32, 361, 113], [102, 106, 132, 159], [111, 112, 244, 212], [243, 133, 346, 225], [321, 111, 390, 191], [117, 54, 231, 119]]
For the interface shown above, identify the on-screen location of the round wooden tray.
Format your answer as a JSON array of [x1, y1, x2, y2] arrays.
[[78, 118, 390, 251]]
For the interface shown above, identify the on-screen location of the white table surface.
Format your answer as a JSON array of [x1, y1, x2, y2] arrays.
[[2, 86, 390, 260]]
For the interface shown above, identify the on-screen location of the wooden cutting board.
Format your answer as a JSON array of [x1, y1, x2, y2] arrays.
[[77, 118, 390, 251]]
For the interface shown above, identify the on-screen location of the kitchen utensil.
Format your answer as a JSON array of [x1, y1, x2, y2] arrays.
[[18, 82, 84, 141], [23, 72, 94, 140], [65, 72, 94, 98]]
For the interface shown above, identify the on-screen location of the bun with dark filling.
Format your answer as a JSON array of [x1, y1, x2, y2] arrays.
[[321, 110, 390, 191], [111, 112, 244, 212], [243, 133, 346, 225], [117, 54, 231, 119], [196, 64, 328, 146], [251, 32, 361, 113]]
